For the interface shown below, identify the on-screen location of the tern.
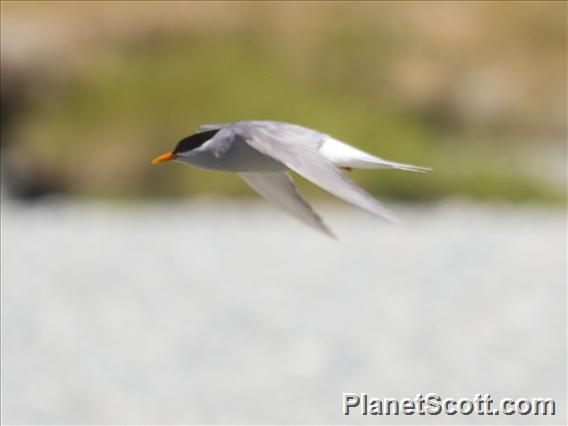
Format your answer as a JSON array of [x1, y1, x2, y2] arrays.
[[152, 121, 430, 236]]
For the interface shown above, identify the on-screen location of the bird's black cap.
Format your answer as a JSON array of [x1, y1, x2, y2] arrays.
[[172, 129, 220, 154]]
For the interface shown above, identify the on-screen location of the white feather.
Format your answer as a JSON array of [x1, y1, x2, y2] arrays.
[[319, 136, 431, 172]]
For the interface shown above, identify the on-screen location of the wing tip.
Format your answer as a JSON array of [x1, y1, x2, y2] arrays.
[[321, 225, 337, 239], [197, 123, 227, 132], [378, 209, 400, 225]]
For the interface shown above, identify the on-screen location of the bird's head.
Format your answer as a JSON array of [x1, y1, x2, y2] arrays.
[[151, 129, 220, 165]]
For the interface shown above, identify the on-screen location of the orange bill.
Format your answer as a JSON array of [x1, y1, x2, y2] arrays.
[[151, 152, 176, 164]]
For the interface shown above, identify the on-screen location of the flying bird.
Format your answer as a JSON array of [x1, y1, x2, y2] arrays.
[[152, 121, 430, 236]]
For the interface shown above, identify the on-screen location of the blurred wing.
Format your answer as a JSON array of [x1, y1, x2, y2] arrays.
[[239, 172, 334, 237], [239, 128, 397, 223], [197, 123, 227, 132]]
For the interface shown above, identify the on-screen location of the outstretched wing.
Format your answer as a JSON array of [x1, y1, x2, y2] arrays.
[[239, 172, 334, 237], [236, 124, 398, 223]]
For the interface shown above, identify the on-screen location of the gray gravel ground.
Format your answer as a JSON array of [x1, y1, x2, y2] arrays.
[[1, 199, 566, 425]]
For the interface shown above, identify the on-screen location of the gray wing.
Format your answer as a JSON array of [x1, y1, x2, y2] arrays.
[[197, 123, 228, 132], [236, 124, 397, 223], [239, 172, 334, 237]]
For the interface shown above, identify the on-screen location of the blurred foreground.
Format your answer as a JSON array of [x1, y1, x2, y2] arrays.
[[2, 199, 565, 424]]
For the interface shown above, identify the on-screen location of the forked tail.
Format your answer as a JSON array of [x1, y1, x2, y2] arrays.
[[319, 137, 432, 172]]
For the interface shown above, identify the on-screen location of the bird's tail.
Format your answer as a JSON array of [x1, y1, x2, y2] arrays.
[[350, 158, 432, 173], [320, 137, 432, 172]]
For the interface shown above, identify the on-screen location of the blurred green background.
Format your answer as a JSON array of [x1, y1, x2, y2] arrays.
[[1, 1, 566, 203]]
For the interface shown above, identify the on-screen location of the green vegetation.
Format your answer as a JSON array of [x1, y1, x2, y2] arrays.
[[5, 2, 565, 203]]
